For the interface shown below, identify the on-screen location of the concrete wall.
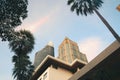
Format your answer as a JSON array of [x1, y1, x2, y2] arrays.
[[37, 66, 73, 80]]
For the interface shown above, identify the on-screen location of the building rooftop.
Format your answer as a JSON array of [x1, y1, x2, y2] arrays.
[[30, 55, 87, 80], [69, 40, 120, 80], [47, 41, 54, 47]]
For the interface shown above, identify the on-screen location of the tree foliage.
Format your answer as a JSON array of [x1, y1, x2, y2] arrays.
[[0, 0, 28, 41], [9, 30, 34, 55], [0, 0, 35, 79], [67, 0, 103, 16], [9, 30, 35, 80], [67, 0, 120, 42], [12, 54, 34, 80]]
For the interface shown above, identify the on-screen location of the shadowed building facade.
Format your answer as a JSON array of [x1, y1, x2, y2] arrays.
[[34, 42, 54, 68], [58, 37, 88, 63], [69, 40, 120, 80]]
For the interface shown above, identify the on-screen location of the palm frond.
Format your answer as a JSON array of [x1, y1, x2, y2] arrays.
[[12, 54, 34, 80], [9, 30, 35, 55], [71, 2, 78, 12], [67, 0, 74, 5], [67, 0, 103, 16], [76, 8, 80, 15]]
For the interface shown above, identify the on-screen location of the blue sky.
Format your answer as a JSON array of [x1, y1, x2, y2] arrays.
[[0, 0, 120, 79]]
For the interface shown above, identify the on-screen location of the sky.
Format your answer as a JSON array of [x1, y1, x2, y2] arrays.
[[0, 0, 120, 80]]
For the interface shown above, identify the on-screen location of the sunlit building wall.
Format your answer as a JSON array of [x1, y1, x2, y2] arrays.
[[58, 37, 88, 63], [37, 65, 73, 80]]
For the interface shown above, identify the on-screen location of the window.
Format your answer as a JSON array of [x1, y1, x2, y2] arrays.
[[38, 78, 42, 80], [43, 72, 47, 80]]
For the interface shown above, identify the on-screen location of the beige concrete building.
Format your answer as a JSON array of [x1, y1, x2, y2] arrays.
[[37, 66, 72, 80], [30, 56, 87, 80], [58, 37, 87, 63]]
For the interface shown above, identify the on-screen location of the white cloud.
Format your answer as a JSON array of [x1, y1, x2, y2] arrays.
[[78, 37, 103, 62], [15, 4, 62, 34], [15, 14, 51, 34]]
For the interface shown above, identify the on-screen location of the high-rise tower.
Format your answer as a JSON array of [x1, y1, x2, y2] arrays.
[[34, 42, 54, 68], [58, 37, 88, 63]]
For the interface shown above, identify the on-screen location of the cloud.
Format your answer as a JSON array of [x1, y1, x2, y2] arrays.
[[15, 5, 62, 34], [78, 37, 103, 62], [16, 14, 51, 33], [27, 15, 50, 33]]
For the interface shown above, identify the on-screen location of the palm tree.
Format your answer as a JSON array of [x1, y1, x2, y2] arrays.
[[9, 30, 35, 80], [67, 0, 120, 42], [12, 54, 34, 80], [9, 30, 34, 55]]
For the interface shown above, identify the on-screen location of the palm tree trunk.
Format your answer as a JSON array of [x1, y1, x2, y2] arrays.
[[94, 9, 120, 43]]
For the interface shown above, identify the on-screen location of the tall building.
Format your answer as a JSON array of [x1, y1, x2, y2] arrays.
[[30, 38, 88, 80], [30, 38, 120, 80], [58, 37, 88, 63], [34, 42, 54, 68]]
